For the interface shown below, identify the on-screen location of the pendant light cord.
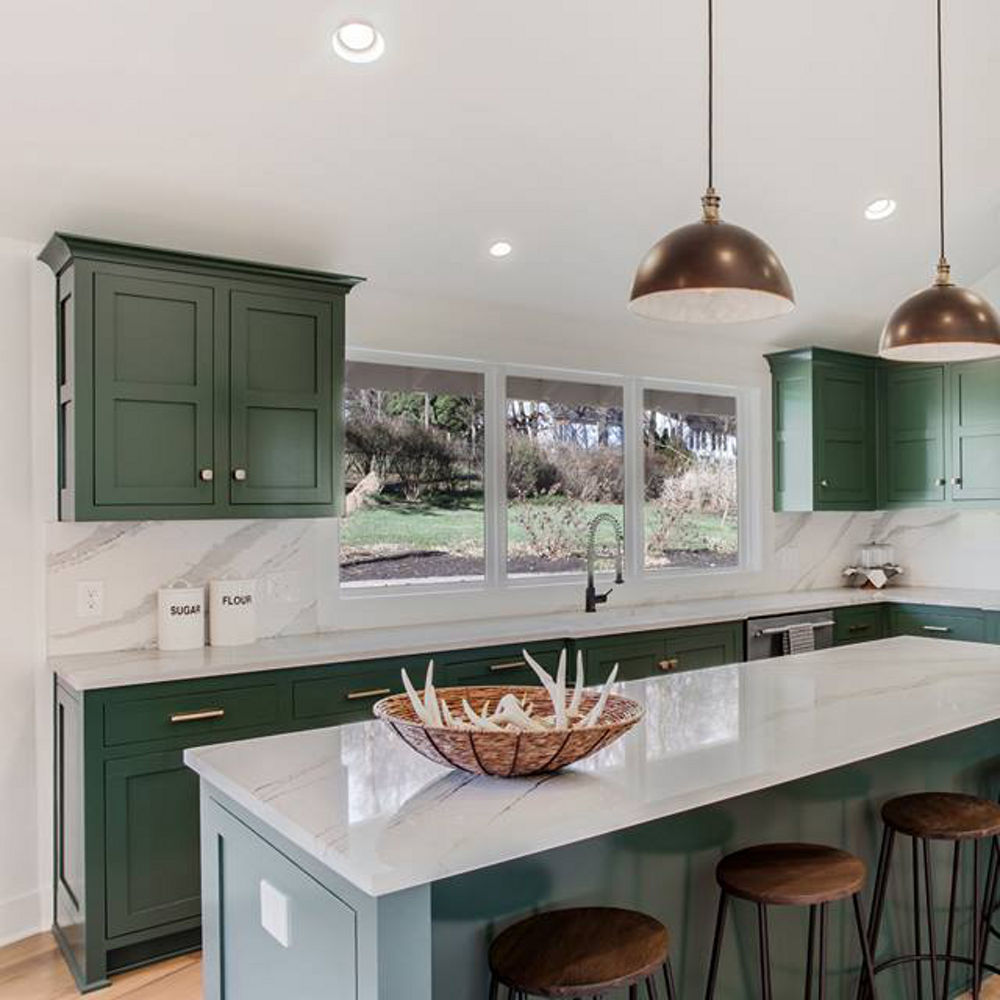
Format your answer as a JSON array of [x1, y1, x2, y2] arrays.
[[708, 0, 714, 190], [937, 0, 947, 269]]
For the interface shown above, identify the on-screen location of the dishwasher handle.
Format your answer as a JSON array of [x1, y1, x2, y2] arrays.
[[753, 619, 835, 638]]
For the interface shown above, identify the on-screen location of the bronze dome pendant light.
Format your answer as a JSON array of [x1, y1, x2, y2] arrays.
[[879, 0, 1000, 362], [628, 0, 794, 323]]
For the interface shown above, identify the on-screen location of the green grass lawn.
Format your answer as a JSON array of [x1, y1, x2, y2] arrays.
[[340, 492, 737, 559]]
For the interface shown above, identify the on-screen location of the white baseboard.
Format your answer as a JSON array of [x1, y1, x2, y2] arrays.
[[0, 888, 44, 948]]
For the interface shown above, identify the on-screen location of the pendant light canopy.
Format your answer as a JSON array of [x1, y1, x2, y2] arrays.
[[629, 0, 794, 323], [878, 0, 1000, 362]]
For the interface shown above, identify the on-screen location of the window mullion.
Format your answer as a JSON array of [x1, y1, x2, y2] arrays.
[[623, 378, 645, 582], [484, 366, 506, 587]]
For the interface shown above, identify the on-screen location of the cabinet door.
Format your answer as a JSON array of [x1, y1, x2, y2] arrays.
[[105, 751, 201, 938], [661, 622, 743, 674], [833, 605, 885, 645], [578, 634, 666, 683], [888, 604, 985, 643], [884, 365, 946, 503], [813, 364, 876, 509], [93, 273, 216, 507], [229, 291, 341, 507], [951, 361, 1000, 501]]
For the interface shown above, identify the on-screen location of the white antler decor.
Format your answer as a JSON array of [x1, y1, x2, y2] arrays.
[[399, 649, 620, 732]]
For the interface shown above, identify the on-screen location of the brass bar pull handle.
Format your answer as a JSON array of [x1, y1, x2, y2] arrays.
[[489, 660, 526, 672], [346, 687, 392, 701], [848, 624, 871, 633], [922, 625, 952, 633], [658, 658, 679, 671], [170, 708, 226, 724]]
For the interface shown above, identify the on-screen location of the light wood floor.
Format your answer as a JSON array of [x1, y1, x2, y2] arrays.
[[0, 934, 201, 1000]]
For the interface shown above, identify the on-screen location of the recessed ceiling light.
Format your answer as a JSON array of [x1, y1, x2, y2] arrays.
[[488, 241, 513, 258], [865, 198, 897, 221], [332, 22, 385, 63]]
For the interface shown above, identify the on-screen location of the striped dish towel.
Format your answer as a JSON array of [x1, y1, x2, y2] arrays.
[[783, 623, 816, 655]]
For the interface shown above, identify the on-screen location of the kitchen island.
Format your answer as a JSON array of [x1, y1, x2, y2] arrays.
[[185, 636, 1000, 999]]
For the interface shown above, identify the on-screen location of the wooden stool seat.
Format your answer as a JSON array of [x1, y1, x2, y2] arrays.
[[717, 842, 866, 906], [488, 907, 669, 997], [881, 792, 1000, 841]]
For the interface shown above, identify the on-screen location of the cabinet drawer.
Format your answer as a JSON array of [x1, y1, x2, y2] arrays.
[[104, 684, 280, 747], [834, 605, 885, 645], [889, 604, 985, 643], [434, 642, 564, 687], [292, 665, 405, 723]]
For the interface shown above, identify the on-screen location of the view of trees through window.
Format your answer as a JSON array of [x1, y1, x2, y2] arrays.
[[340, 362, 485, 585], [340, 359, 741, 587], [643, 389, 738, 569], [506, 378, 624, 576]]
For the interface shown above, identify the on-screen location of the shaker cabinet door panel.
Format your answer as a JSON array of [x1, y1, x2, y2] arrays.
[[813, 365, 876, 508], [92, 274, 216, 507], [105, 751, 201, 938], [951, 361, 1000, 501], [884, 365, 946, 503], [229, 292, 341, 507]]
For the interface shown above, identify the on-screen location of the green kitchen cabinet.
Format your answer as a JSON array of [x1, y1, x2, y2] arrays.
[[39, 234, 362, 521], [950, 360, 1000, 502], [883, 364, 947, 504], [887, 603, 986, 643], [767, 348, 878, 511], [577, 621, 743, 681], [833, 604, 886, 645]]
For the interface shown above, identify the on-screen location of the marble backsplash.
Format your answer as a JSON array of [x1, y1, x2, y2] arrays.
[[46, 519, 336, 656], [44, 507, 999, 656]]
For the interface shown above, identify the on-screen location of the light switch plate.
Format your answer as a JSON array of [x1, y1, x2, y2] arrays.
[[260, 879, 291, 948], [76, 581, 104, 619]]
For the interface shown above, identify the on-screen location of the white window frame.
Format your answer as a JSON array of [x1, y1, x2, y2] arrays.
[[339, 347, 759, 597]]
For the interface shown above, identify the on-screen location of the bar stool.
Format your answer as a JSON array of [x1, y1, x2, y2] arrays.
[[859, 792, 1000, 1000], [488, 906, 677, 999], [704, 842, 877, 1000]]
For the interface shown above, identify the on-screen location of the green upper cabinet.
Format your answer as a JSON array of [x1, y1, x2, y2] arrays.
[[767, 348, 878, 511], [39, 234, 362, 521], [883, 363, 947, 504], [950, 359, 1000, 502]]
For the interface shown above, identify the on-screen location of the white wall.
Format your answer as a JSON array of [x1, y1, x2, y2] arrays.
[[0, 239, 47, 945]]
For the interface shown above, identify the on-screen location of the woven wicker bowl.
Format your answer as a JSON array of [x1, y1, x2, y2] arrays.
[[373, 685, 643, 778]]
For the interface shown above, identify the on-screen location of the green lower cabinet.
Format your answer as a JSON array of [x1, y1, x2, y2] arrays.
[[105, 752, 201, 938], [988, 612, 1000, 644], [833, 605, 886, 645], [577, 621, 743, 682], [433, 641, 565, 688], [887, 603, 986, 643]]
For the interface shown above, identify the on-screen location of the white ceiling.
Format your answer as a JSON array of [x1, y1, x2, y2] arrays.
[[2, 0, 999, 354]]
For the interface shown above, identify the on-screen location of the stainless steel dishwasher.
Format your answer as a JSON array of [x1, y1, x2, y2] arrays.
[[746, 610, 835, 659]]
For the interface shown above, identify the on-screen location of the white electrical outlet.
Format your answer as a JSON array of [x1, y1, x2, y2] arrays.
[[260, 879, 291, 947], [76, 581, 104, 619]]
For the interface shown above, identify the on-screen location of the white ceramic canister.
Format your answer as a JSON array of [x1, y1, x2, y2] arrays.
[[157, 584, 206, 651], [209, 578, 257, 646]]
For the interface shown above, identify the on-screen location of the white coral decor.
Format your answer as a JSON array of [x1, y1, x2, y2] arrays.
[[399, 649, 620, 732]]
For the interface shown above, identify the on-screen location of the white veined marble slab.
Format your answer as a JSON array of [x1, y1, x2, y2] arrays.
[[54, 585, 1000, 690], [185, 635, 1000, 898]]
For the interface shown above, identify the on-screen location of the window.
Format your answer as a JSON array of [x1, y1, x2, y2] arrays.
[[340, 361, 484, 586], [642, 387, 738, 570], [339, 352, 749, 590], [505, 377, 624, 577]]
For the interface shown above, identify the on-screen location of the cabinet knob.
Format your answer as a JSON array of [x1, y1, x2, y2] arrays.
[[951, 476, 962, 486], [658, 658, 678, 672], [199, 468, 214, 482], [819, 479, 830, 489], [935, 478, 946, 486], [233, 468, 248, 482]]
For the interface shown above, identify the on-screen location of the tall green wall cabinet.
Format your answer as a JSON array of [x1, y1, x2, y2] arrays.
[[39, 235, 363, 521], [766, 348, 878, 511]]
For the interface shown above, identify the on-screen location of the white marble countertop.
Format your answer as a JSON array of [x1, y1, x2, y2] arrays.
[[55, 585, 1000, 690], [186, 635, 1000, 897]]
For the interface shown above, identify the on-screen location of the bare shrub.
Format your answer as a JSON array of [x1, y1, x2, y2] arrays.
[[509, 489, 593, 561]]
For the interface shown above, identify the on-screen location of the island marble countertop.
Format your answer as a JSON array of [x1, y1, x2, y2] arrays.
[[55, 585, 1000, 690], [186, 635, 1000, 897]]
